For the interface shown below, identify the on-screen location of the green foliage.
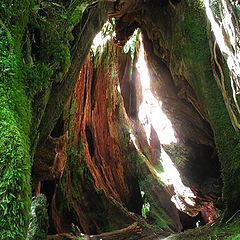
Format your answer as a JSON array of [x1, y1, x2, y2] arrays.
[[91, 20, 115, 56], [101, 18, 115, 38], [123, 28, 139, 81], [24, 62, 53, 97], [0, 0, 33, 38], [0, 18, 31, 239], [75, 237, 85, 240], [66, 4, 85, 26], [141, 191, 151, 219], [123, 28, 139, 60], [236, 5, 240, 19], [27, 194, 48, 240]]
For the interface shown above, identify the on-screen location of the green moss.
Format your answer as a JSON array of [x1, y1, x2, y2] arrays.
[[0, 0, 33, 38], [168, 215, 240, 240], [139, 171, 174, 231], [125, 148, 173, 231], [172, 0, 240, 217], [0, 17, 32, 239], [66, 4, 85, 26], [28, 0, 95, 87], [173, 0, 211, 103], [23, 62, 53, 97], [66, 138, 109, 231], [30, 2, 71, 83]]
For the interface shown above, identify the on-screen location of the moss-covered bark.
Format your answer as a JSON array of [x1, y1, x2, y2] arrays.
[[140, 0, 240, 218], [173, 0, 240, 219], [0, 1, 32, 238], [0, 0, 110, 238], [36, 1, 110, 145]]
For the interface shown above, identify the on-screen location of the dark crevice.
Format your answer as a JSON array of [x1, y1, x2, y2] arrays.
[[183, 141, 222, 192], [179, 211, 206, 231], [128, 72, 138, 118], [169, 0, 182, 5], [54, 188, 84, 233], [23, 26, 42, 62], [148, 0, 169, 7], [114, 19, 140, 46], [127, 178, 143, 214], [40, 180, 56, 235], [85, 124, 95, 158], [50, 113, 64, 138]]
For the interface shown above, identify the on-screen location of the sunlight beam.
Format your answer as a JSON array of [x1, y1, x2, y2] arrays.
[[136, 34, 177, 145], [136, 33, 196, 212]]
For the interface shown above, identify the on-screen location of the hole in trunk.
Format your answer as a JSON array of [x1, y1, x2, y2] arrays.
[[85, 124, 95, 157], [179, 211, 206, 231], [50, 114, 64, 138], [41, 180, 56, 234]]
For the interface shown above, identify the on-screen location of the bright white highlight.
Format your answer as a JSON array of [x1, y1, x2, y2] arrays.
[[130, 130, 140, 151], [136, 33, 196, 211], [92, 31, 112, 53], [204, 0, 240, 130], [91, 21, 116, 53], [161, 149, 196, 209], [204, 0, 240, 77], [117, 83, 121, 94], [137, 34, 177, 145]]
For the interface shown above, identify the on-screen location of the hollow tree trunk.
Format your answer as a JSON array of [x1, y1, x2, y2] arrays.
[[48, 41, 182, 234]]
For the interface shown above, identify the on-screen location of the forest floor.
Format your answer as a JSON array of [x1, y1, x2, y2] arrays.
[[162, 215, 240, 240], [47, 215, 240, 240]]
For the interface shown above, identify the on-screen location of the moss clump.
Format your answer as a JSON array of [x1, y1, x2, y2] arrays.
[[173, 0, 211, 103], [139, 171, 175, 232], [29, 1, 72, 83], [28, 0, 94, 86], [0, 17, 32, 240], [23, 62, 53, 97]]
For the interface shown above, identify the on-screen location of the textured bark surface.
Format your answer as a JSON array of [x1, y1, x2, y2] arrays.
[[33, 134, 67, 183], [36, 2, 111, 146], [48, 44, 182, 235]]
